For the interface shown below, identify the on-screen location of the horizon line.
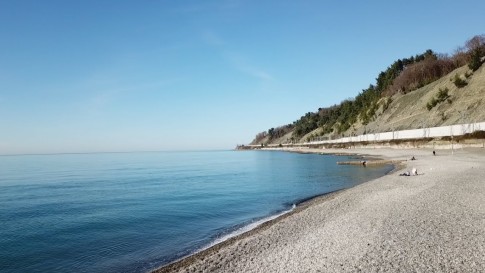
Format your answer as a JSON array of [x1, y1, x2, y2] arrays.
[[0, 149, 234, 157]]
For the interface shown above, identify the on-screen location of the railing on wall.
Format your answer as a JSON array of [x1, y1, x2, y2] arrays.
[[304, 121, 485, 145], [242, 121, 485, 148]]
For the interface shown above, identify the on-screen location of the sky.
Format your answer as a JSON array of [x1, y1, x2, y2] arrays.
[[1, 0, 484, 154]]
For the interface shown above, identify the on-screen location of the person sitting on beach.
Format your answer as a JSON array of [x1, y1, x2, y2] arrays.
[[399, 168, 418, 176], [411, 156, 416, 160]]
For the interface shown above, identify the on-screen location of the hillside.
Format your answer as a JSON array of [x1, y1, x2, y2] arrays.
[[356, 65, 485, 135], [249, 35, 485, 146]]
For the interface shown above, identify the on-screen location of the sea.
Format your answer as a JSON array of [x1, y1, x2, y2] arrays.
[[0, 150, 393, 273]]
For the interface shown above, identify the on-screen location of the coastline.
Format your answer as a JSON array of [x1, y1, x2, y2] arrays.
[[152, 148, 398, 272], [153, 147, 485, 272], [153, 189, 345, 273]]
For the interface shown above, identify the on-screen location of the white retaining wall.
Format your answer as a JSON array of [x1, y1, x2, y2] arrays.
[[306, 121, 485, 145]]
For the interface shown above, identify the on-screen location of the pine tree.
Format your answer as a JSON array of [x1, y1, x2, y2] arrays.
[[468, 49, 482, 71]]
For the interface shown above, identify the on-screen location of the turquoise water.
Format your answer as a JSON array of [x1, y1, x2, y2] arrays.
[[0, 151, 392, 273]]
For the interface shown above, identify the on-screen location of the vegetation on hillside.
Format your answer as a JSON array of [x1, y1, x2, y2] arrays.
[[468, 35, 485, 71], [426, 88, 451, 111], [452, 74, 468, 88], [252, 35, 485, 144], [252, 125, 294, 143]]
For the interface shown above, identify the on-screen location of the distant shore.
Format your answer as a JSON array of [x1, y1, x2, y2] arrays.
[[154, 147, 485, 272]]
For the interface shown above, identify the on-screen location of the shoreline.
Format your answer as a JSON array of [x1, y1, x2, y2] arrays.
[[152, 148, 399, 272], [153, 147, 485, 272], [153, 189, 345, 273]]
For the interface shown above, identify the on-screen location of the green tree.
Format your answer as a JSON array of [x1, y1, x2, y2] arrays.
[[469, 49, 483, 71]]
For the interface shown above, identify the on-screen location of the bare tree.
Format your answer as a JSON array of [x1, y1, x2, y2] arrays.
[[465, 34, 485, 53]]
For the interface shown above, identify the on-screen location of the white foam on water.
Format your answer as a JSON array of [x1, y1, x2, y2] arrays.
[[198, 204, 297, 252]]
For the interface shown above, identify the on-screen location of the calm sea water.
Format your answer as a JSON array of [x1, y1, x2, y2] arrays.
[[0, 150, 392, 273]]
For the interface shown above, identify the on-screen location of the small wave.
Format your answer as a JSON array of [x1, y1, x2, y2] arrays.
[[198, 204, 297, 252]]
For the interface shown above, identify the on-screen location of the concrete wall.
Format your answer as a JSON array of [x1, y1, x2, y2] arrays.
[[307, 121, 485, 145]]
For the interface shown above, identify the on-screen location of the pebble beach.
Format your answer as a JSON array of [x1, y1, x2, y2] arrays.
[[154, 148, 485, 273]]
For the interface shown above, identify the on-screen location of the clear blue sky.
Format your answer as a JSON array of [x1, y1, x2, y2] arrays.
[[1, 0, 484, 154]]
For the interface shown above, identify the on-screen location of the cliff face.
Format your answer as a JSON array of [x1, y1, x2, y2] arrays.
[[251, 63, 485, 145], [349, 64, 485, 135]]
